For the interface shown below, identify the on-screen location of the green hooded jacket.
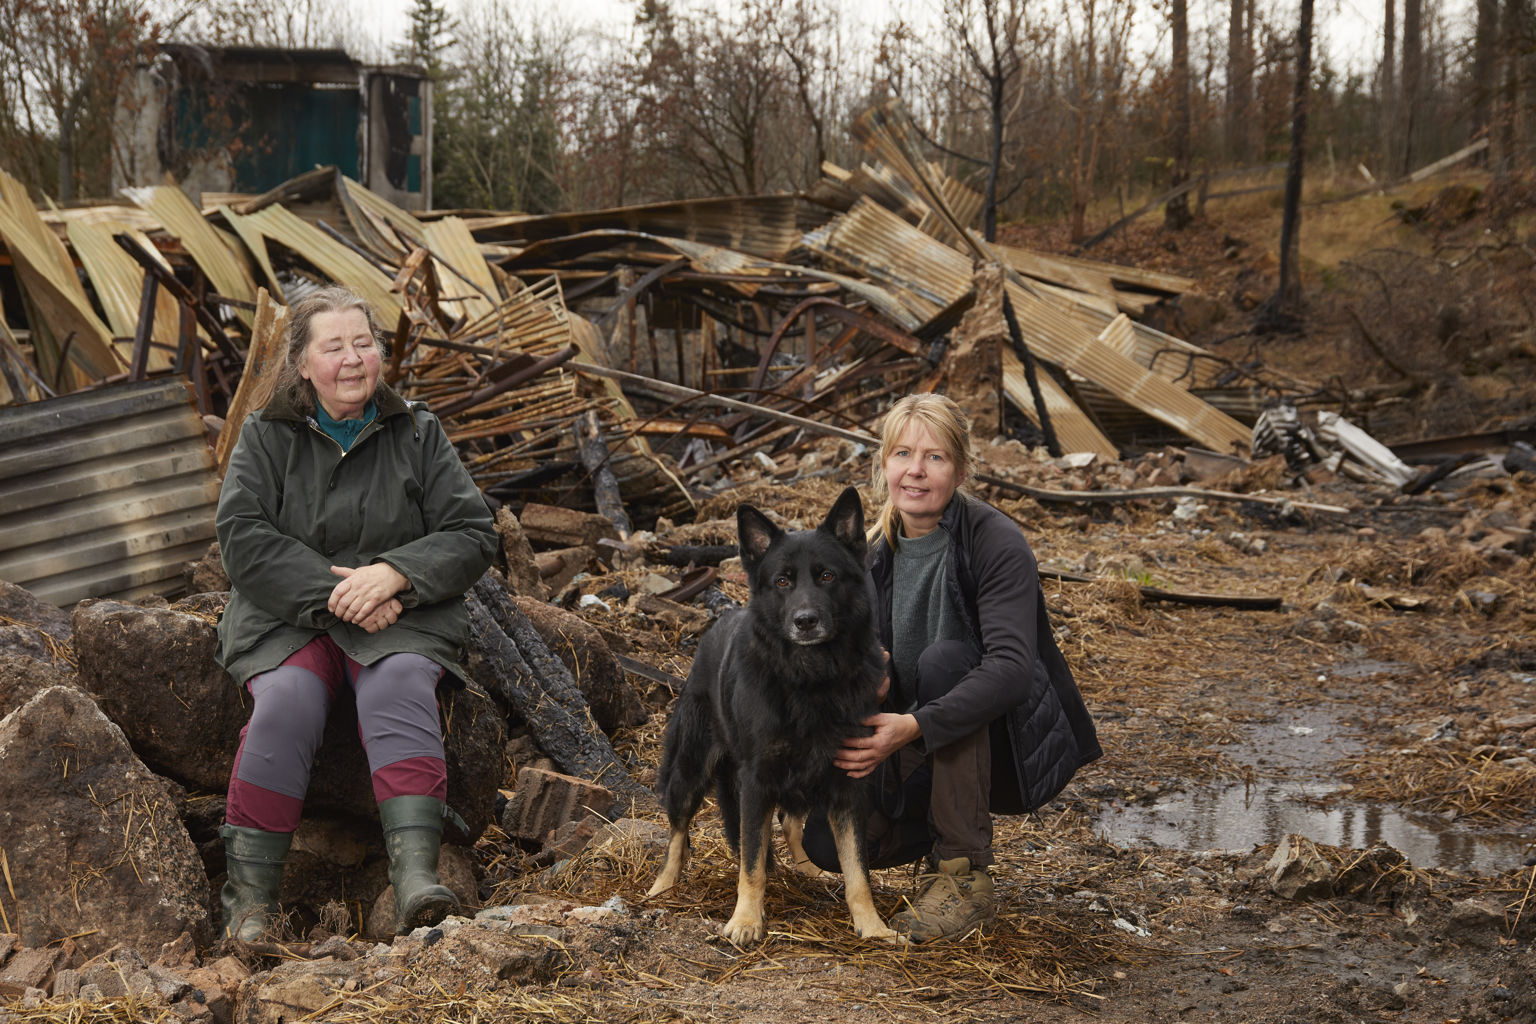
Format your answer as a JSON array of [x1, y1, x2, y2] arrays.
[[214, 384, 497, 686]]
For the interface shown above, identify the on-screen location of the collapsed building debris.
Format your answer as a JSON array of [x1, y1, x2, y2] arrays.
[[2, 97, 1532, 615]]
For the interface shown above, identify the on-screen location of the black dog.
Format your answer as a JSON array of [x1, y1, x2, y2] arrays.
[[647, 487, 896, 944]]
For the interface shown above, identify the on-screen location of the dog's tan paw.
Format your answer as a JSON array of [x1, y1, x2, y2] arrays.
[[855, 920, 902, 943], [719, 913, 767, 945], [645, 877, 673, 898]]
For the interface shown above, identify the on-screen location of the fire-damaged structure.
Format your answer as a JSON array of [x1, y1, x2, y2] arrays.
[[114, 44, 432, 211]]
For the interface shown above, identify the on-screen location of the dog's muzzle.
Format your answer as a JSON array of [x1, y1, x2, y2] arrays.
[[788, 611, 831, 645]]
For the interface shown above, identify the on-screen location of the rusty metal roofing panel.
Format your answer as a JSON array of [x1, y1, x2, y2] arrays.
[[123, 184, 258, 329], [0, 379, 219, 607], [810, 198, 1250, 454], [469, 195, 816, 260]]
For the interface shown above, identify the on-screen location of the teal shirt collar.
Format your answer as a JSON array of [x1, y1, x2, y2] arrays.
[[313, 400, 377, 452]]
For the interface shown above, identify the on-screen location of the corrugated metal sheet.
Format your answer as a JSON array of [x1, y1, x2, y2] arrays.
[[0, 379, 220, 607], [469, 195, 815, 260], [810, 198, 1250, 454], [123, 184, 258, 329]]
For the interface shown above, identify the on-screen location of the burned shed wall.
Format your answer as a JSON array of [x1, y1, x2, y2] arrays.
[[114, 45, 432, 210]]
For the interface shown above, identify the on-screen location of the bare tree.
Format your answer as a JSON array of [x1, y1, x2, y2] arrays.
[[946, 0, 1029, 241], [1165, 0, 1192, 229], [175, 0, 357, 50], [632, 0, 809, 197], [1473, 0, 1498, 150], [1227, 0, 1252, 161], [1267, 0, 1313, 322], [0, 0, 162, 200], [749, 0, 845, 179], [1400, 0, 1421, 172], [1059, 0, 1136, 242], [1380, 0, 1396, 169]]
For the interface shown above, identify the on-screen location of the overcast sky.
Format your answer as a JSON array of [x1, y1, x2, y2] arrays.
[[356, 0, 1469, 81]]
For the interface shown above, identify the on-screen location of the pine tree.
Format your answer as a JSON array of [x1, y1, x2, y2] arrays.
[[397, 0, 454, 79]]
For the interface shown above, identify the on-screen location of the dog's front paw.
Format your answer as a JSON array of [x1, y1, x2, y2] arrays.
[[858, 922, 903, 943], [719, 912, 767, 945]]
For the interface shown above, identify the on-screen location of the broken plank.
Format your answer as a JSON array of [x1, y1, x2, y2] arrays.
[[1038, 568, 1282, 610]]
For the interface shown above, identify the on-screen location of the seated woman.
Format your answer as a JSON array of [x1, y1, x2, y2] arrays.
[[809, 392, 1100, 942], [214, 285, 497, 939]]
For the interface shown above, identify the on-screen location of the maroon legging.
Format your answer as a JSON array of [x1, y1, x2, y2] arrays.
[[225, 636, 447, 832]]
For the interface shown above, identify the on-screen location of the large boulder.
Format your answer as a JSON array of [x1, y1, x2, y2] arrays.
[[0, 581, 80, 716], [72, 596, 506, 842], [0, 686, 211, 955], [72, 595, 247, 790]]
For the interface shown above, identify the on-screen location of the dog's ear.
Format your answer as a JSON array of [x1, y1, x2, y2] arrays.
[[737, 503, 780, 567], [819, 486, 866, 556]]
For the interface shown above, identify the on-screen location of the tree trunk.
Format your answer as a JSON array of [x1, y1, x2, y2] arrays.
[[1227, 0, 1250, 162], [1166, 0, 1192, 230], [1401, 0, 1422, 174], [1474, 0, 1500, 150], [1497, 0, 1521, 171], [985, 71, 1004, 242], [1380, 0, 1396, 170], [1275, 0, 1313, 311]]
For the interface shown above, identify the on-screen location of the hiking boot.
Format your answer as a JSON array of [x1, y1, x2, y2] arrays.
[[380, 795, 459, 935], [219, 824, 292, 941], [890, 856, 995, 942]]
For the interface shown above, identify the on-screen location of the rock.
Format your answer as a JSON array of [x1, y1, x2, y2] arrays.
[[0, 946, 63, 997], [0, 932, 16, 963], [535, 814, 604, 865], [51, 967, 81, 998], [589, 817, 667, 857], [514, 597, 647, 733], [495, 508, 549, 600], [183, 543, 230, 595], [1263, 834, 1335, 900], [501, 767, 616, 844], [0, 581, 79, 717], [0, 687, 211, 956], [449, 925, 563, 984], [149, 965, 193, 1002], [72, 596, 247, 790], [74, 592, 503, 840], [308, 936, 361, 961], [0, 580, 71, 640], [233, 959, 370, 1024], [80, 961, 158, 999], [182, 958, 248, 1023], [1445, 897, 1506, 947]]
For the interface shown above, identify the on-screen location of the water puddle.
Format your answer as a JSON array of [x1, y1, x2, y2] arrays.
[[1095, 705, 1533, 876]]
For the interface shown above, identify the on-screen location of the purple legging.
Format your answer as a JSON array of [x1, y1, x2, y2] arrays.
[[226, 636, 447, 832]]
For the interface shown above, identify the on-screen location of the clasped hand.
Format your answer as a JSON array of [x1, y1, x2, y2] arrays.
[[329, 563, 410, 634]]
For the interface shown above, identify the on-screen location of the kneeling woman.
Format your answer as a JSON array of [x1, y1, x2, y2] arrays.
[[809, 392, 1101, 942], [214, 286, 497, 939]]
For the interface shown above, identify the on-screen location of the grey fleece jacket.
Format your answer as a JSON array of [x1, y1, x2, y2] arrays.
[[868, 493, 1101, 813]]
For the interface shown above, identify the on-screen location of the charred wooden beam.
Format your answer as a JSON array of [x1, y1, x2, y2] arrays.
[[466, 573, 652, 809], [573, 410, 632, 540]]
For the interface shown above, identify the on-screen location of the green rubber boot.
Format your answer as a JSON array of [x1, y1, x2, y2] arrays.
[[380, 795, 459, 935], [219, 824, 292, 941]]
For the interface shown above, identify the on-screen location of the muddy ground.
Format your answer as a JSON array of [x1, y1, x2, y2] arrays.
[[459, 449, 1531, 1024], [7, 176, 1536, 1024]]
